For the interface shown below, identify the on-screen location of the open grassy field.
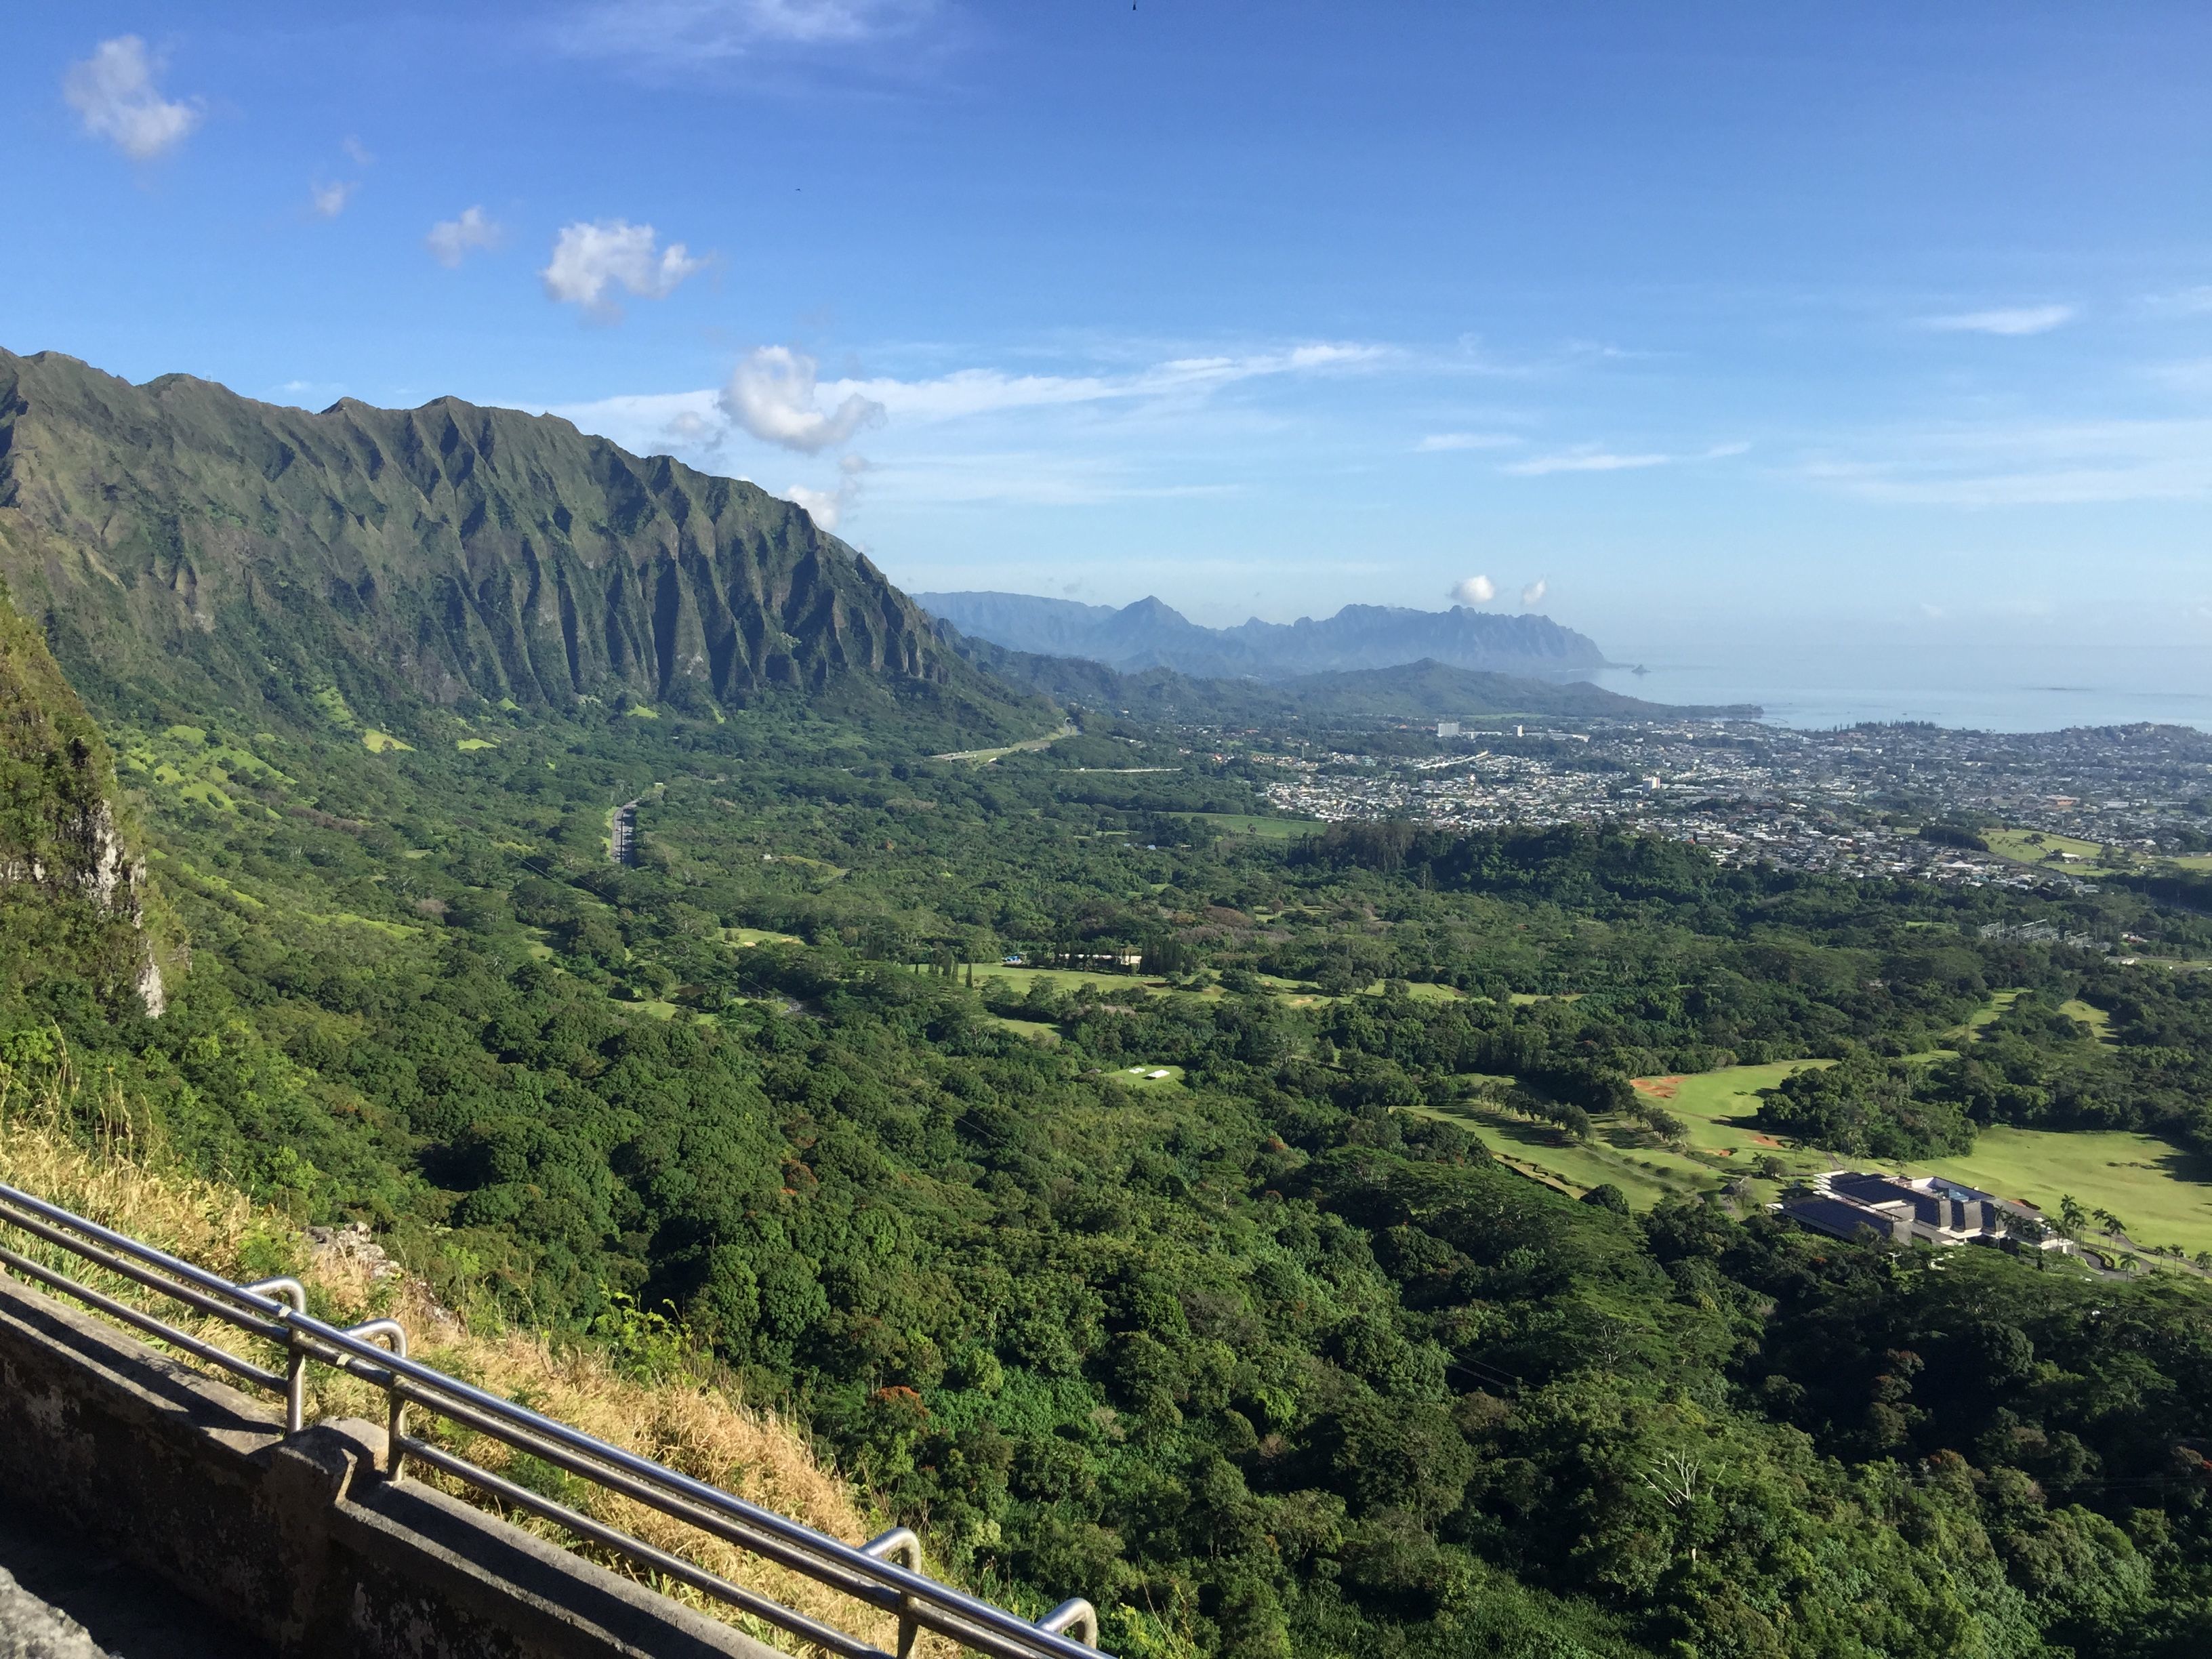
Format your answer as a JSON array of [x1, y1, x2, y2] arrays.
[[1982, 827, 2127, 876], [1963, 987, 2024, 1033], [970, 965, 1150, 998], [966, 964, 1462, 1009], [930, 721, 1079, 764], [1414, 1099, 1715, 1209], [1616, 1055, 2212, 1253], [1105, 1063, 1187, 1090], [2057, 998, 2115, 1041], [1906, 1130, 2212, 1257], [1179, 813, 1315, 841]]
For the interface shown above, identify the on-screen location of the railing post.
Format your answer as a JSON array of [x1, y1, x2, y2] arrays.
[[344, 1317, 409, 1479], [1040, 1599, 1100, 1650], [863, 1526, 924, 1659], [242, 1277, 308, 1433]]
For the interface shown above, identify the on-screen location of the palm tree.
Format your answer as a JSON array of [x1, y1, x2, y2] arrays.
[[2057, 1195, 2087, 1237]]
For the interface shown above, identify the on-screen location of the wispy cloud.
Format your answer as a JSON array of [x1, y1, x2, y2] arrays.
[[1921, 304, 2075, 337], [862, 453, 1242, 508], [1521, 578, 1547, 607], [1416, 431, 1519, 453], [821, 342, 1390, 423], [1803, 419, 2212, 506], [64, 36, 200, 161], [1504, 441, 1747, 476], [2145, 359, 2212, 392], [427, 207, 506, 268], [541, 220, 705, 319], [556, 0, 935, 64], [2141, 285, 2212, 316], [310, 180, 356, 218]]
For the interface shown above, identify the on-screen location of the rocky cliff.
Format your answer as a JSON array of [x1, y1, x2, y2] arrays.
[[0, 584, 163, 1019]]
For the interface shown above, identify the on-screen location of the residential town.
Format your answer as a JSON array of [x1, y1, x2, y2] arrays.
[[1234, 717, 2212, 891]]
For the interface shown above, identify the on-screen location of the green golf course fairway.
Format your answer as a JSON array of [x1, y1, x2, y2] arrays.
[[1418, 1058, 2212, 1259], [1907, 1129, 2212, 1257]]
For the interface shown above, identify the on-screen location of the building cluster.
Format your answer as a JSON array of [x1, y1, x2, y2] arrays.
[[1780, 1171, 2062, 1252], [1241, 718, 2212, 892]]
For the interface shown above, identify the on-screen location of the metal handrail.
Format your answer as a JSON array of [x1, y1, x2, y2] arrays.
[[0, 1179, 1106, 1659]]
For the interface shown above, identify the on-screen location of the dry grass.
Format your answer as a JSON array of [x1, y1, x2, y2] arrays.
[[0, 1055, 946, 1659]]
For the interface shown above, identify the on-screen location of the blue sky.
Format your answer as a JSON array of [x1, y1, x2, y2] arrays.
[[8, 3, 2212, 692]]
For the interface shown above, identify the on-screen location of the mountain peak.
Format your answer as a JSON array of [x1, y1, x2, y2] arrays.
[[1118, 594, 1189, 623]]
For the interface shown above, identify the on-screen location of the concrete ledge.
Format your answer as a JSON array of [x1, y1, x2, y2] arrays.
[[0, 1271, 786, 1659]]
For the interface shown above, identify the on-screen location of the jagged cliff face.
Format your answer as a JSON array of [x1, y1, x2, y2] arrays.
[[0, 350, 994, 722], [0, 586, 163, 1017]]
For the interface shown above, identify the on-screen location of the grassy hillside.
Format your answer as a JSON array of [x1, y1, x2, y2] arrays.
[[0, 1084, 937, 1658]]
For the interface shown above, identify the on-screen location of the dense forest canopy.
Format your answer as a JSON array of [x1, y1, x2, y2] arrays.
[[5, 586, 2212, 1658]]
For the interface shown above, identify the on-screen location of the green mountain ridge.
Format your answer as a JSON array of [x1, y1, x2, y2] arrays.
[[0, 348, 1042, 742]]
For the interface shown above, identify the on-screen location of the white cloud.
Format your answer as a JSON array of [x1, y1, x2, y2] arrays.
[[541, 220, 705, 318], [342, 135, 374, 167], [1416, 432, 1518, 452], [782, 454, 870, 531], [427, 206, 506, 268], [63, 36, 201, 161], [310, 180, 355, 218], [1451, 575, 1496, 606], [721, 346, 886, 453], [1521, 579, 1547, 607], [557, 0, 933, 63], [1504, 441, 1746, 477], [1921, 304, 2075, 337]]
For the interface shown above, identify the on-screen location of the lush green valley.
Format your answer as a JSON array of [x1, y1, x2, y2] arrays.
[[6, 366, 2212, 1659]]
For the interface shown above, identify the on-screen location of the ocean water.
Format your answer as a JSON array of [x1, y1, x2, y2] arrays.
[[1590, 664, 2212, 734]]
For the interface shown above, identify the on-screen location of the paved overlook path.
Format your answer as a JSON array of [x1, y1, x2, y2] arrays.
[[0, 1506, 271, 1659]]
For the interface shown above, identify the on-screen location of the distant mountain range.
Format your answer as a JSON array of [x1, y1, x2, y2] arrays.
[[941, 628, 1758, 722], [913, 590, 1609, 682]]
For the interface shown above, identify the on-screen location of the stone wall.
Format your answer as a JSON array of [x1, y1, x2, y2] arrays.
[[0, 1272, 784, 1659]]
